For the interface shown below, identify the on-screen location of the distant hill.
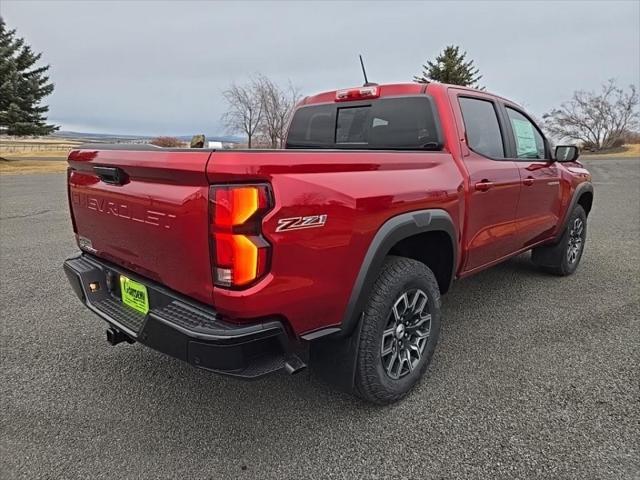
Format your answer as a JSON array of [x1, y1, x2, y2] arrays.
[[52, 131, 242, 144]]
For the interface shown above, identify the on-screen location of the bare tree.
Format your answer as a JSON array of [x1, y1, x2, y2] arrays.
[[543, 79, 638, 151], [222, 81, 263, 149], [256, 75, 301, 148]]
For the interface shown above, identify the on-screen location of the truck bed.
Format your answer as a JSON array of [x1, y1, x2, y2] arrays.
[[67, 146, 461, 333]]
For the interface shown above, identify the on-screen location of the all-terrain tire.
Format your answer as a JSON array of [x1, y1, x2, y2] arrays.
[[532, 205, 587, 276], [354, 256, 441, 405]]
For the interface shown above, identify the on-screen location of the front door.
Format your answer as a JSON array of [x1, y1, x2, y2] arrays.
[[502, 105, 562, 248]]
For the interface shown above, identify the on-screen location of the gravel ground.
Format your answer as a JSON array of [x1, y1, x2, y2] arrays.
[[1, 158, 638, 479]]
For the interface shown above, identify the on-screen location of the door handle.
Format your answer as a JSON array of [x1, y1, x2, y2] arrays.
[[523, 176, 535, 186], [475, 180, 494, 192]]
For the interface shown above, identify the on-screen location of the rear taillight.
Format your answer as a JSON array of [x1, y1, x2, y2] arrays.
[[210, 184, 272, 288], [67, 168, 78, 234]]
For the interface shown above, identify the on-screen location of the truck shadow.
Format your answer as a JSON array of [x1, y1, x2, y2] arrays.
[[82, 251, 571, 456]]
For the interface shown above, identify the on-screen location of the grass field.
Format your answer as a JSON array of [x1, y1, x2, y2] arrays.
[[0, 136, 81, 165], [0, 159, 68, 174], [1, 150, 69, 159], [1, 136, 78, 172]]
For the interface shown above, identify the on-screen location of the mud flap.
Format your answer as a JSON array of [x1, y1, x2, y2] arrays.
[[308, 315, 364, 394], [532, 227, 568, 268]]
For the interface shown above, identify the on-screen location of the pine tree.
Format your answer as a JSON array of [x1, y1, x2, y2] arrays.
[[0, 17, 58, 135], [414, 45, 483, 89]]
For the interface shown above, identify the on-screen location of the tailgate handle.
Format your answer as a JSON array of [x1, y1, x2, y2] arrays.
[[94, 166, 126, 185]]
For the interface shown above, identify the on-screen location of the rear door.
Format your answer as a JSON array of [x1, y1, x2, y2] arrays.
[[67, 148, 214, 304], [452, 91, 521, 272], [500, 104, 562, 248]]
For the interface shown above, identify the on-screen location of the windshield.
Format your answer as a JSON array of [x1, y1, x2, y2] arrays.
[[286, 96, 442, 150]]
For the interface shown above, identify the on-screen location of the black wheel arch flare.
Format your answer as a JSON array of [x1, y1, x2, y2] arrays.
[[559, 182, 594, 239], [339, 209, 457, 337]]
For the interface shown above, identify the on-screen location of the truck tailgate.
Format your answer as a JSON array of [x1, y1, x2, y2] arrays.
[[67, 148, 214, 304]]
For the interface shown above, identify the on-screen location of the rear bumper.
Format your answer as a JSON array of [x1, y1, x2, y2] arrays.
[[63, 253, 304, 378]]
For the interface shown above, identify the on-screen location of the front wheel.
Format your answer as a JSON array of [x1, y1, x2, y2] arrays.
[[354, 256, 441, 405], [532, 205, 587, 276]]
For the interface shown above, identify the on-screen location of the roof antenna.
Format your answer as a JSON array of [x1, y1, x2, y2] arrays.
[[359, 54, 377, 87]]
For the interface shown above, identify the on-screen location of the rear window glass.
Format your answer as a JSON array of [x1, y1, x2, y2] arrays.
[[286, 104, 334, 146], [336, 106, 369, 144], [286, 96, 441, 150]]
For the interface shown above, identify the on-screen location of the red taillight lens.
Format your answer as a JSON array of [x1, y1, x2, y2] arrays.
[[210, 184, 271, 288]]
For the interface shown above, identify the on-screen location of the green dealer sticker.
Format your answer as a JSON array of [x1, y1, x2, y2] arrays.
[[120, 276, 149, 315], [511, 118, 539, 158]]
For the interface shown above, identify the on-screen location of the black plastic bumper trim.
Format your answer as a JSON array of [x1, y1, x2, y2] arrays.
[[63, 253, 298, 378]]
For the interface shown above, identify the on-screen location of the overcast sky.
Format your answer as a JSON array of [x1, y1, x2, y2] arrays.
[[3, 0, 639, 136]]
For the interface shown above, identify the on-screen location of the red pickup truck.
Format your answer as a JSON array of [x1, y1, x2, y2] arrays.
[[63, 82, 593, 404]]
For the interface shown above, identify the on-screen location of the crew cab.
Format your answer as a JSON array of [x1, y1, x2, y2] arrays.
[[63, 82, 593, 404]]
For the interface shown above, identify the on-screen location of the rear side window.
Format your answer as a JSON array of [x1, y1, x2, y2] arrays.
[[505, 107, 546, 159], [286, 96, 441, 150], [459, 97, 505, 158]]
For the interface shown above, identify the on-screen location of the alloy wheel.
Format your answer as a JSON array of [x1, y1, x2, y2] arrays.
[[567, 217, 585, 264], [381, 289, 431, 380]]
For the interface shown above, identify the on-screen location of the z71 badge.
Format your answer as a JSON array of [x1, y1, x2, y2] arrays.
[[276, 214, 327, 232]]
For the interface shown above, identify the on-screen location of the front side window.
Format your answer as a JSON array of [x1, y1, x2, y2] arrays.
[[505, 107, 546, 159], [458, 97, 505, 158]]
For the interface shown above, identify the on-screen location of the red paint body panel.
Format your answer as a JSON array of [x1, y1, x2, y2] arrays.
[[206, 149, 461, 333], [514, 160, 563, 247], [67, 149, 215, 304], [66, 83, 592, 337]]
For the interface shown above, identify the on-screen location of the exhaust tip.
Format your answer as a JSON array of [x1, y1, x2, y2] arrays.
[[284, 355, 307, 375]]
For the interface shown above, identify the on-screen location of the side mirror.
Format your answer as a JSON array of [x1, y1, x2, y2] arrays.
[[555, 145, 580, 162]]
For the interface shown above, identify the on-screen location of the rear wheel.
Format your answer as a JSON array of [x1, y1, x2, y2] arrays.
[[354, 256, 441, 405], [532, 205, 587, 276]]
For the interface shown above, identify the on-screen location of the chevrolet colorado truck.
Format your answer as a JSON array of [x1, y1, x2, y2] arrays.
[[63, 82, 593, 404]]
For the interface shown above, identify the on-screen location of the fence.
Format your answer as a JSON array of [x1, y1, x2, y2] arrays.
[[0, 144, 76, 152]]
